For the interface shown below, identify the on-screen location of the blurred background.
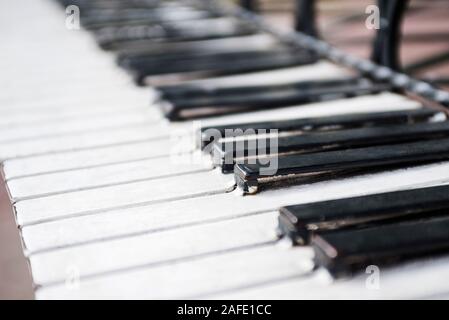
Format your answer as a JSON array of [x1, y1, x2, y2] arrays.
[[1, 0, 447, 299], [261, 0, 449, 89]]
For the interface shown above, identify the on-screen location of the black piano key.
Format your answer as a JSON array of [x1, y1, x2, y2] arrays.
[[279, 184, 449, 245], [120, 48, 311, 72], [115, 33, 282, 60], [200, 108, 440, 149], [81, 8, 217, 30], [94, 19, 257, 50], [127, 49, 317, 86], [213, 121, 449, 173], [234, 136, 449, 194], [118, 43, 280, 63], [161, 77, 366, 102], [58, 0, 163, 11], [312, 216, 449, 277], [160, 80, 389, 120]]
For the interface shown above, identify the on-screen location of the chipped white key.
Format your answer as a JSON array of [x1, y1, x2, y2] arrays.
[[15, 170, 234, 226], [29, 212, 278, 285], [7, 156, 212, 200], [0, 109, 161, 142], [183, 61, 350, 88], [195, 92, 422, 128], [35, 245, 314, 299], [21, 192, 261, 252], [0, 95, 161, 127], [0, 123, 171, 160], [2, 139, 182, 179]]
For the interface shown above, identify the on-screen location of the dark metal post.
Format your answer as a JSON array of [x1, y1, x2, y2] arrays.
[[240, 0, 258, 12], [294, 0, 318, 37]]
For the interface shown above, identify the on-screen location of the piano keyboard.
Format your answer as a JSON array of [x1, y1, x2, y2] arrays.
[[2, 0, 449, 300]]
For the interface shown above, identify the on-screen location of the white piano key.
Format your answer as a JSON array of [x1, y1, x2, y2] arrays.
[[15, 170, 235, 226], [7, 156, 212, 200], [0, 109, 161, 142], [1, 73, 131, 95], [0, 104, 159, 128], [1, 84, 151, 104], [193, 93, 422, 128], [20, 161, 449, 253], [21, 192, 265, 253], [131, 33, 281, 56], [0, 78, 135, 104], [1, 68, 122, 92], [0, 84, 149, 107], [0, 60, 127, 84], [2, 139, 182, 179], [426, 291, 449, 300], [29, 212, 278, 285], [1, 57, 121, 80], [0, 90, 156, 118], [35, 245, 314, 299], [0, 123, 172, 160], [182, 61, 351, 88], [215, 255, 449, 300]]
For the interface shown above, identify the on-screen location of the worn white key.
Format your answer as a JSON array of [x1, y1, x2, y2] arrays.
[[35, 245, 314, 299], [2, 78, 133, 100], [29, 212, 278, 285], [15, 170, 234, 226], [1, 95, 147, 115], [0, 90, 153, 113], [7, 156, 212, 200], [0, 59, 142, 97], [2, 63, 125, 84], [1, 70, 132, 92], [1, 80, 136, 106], [183, 61, 350, 88], [0, 109, 161, 142], [20, 161, 449, 253], [0, 94, 160, 127], [131, 33, 280, 56], [0, 123, 172, 160], [2, 139, 183, 179], [194, 92, 422, 128], [216, 255, 449, 300], [20, 192, 263, 252], [0, 64, 119, 87]]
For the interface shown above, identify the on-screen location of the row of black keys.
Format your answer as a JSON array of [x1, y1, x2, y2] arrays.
[[201, 108, 449, 195], [279, 184, 449, 277], [56, 0, 390, 117], [201, 109, 449, 276], [58, 0, 317, 85], [54, 0, 449, 277]]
